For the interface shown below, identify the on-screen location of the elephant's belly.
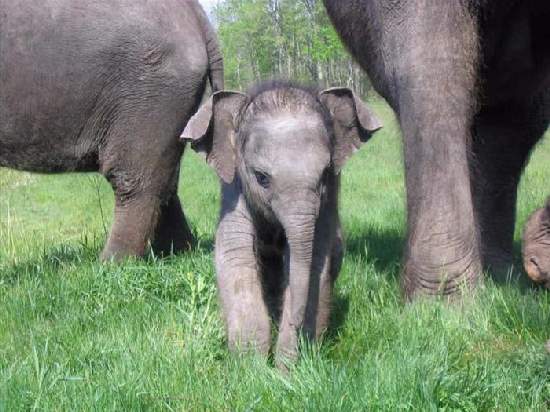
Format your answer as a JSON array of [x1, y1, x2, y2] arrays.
[[483, 1, 550, 105], [0, 141, 99, 173], [0, 71, 103, 173], [0, 120, 100, 173], [485, 53, 550, 106]]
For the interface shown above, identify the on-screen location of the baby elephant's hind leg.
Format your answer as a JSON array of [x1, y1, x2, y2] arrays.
[[316, 226, 343, 338], [259, 237, 286, 323]]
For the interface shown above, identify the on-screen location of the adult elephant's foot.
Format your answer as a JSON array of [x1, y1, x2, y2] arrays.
[[402, 238, 483, 299], [151, 194, 195, 256], [101, 194, 160, 261]]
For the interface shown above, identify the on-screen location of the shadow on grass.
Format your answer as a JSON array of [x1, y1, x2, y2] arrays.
[[190, 235, 214, 254], [486, 240, 538, 293], [324, 226, 404, 343], [0, 231, 217, 285], [342, 227, 538, 292], [0, 242, 97, 285], [345, 226, 404, 280], [325, 292, 350, 344]]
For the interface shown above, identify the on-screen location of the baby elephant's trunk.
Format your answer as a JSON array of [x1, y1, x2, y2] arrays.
[[275, 194, 320, 364]]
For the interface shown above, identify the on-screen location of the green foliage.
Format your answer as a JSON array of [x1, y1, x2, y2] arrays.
[[214, 0, 370, 93], [1, 102, 549, 410]]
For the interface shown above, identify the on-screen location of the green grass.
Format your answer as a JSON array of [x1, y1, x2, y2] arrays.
[[1, 100, 549, 411]]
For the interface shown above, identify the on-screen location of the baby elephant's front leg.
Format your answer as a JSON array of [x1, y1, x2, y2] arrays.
[[216, 202, 271, 355]]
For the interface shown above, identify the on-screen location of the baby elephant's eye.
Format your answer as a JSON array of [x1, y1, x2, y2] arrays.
[[254, 171, 271, 189]]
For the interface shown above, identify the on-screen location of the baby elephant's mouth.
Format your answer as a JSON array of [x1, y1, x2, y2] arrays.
[[525, 256, 550, 288]]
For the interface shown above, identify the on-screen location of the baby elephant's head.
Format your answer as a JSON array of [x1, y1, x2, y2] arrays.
[[523, 201, 550, 288], [181, 82, 382, 224]]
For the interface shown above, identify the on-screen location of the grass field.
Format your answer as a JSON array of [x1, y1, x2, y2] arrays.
[[1, 100, 549, 411]]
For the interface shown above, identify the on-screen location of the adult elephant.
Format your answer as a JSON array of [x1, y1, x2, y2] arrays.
[[323, 1, 550, 298], [0, 0, 223, 260]]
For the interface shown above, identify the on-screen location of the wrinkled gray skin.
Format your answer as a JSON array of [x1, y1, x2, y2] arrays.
[[182, 82, 381, 364], [0, 0, 223, 260], [324, 0, 550, 298], [523, 199, 550, 288]]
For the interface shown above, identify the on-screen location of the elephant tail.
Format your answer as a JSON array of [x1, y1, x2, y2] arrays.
[[193, 1, 224, 92], [205, 27, 224, 92]]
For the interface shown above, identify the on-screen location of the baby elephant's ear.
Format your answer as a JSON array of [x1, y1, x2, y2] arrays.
[[319, 87, 382, 172], [181, 91, 249, 183]]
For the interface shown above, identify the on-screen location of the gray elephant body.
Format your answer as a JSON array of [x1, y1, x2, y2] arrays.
[[523, 199, 550, 288], [182, 82, 381, 363], [216, 157, 343, 361], [0, 0, 223, 259], [324, 0, 550, 297]]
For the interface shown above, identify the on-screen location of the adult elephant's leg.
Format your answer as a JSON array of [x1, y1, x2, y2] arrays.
[[99, 85, 200, 261], [151, 158, 195, 256], [101, 188, 160, 260], [472, 100, 548, 280], [395, 4, 482, 298], [326, 2, 483, 297], [101, 148, 182, 261]]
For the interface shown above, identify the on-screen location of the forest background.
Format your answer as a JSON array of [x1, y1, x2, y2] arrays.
[[209, 0, 371, 94]]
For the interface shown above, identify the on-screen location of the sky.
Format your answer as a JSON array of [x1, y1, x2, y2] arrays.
[[199, 0, 217, 13]]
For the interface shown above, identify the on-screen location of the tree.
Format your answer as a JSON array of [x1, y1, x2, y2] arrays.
[[213, 0, 371, 94]]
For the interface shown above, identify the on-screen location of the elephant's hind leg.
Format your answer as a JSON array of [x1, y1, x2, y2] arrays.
[[151, 160, 195, 256], [101, 147, 187, 261], [101, 187, 161, 261], [472, 96, 549, 281], [98, 85, 200, 261]]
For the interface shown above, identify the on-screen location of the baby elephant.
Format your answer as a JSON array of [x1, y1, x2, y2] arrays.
[[523, 199, 550, 288], [182, 82, 382, 364]]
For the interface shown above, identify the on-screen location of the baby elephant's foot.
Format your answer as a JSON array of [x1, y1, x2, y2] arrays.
[[523, 205, 550, 287], [227, 328, 271, 356], [274, 337, 297, 371], [524, 255, 550, 288], [225, 307, 271, 356]]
